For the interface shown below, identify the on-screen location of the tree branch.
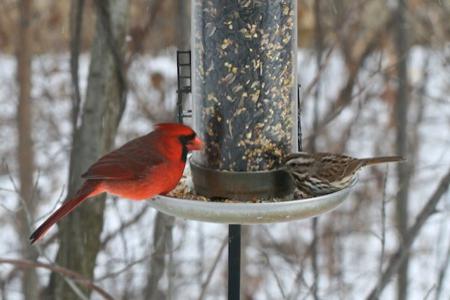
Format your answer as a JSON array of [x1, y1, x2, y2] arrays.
[[101, 204, 150, 247], [94, 0, 128, 117], [307, 14, 396, 143], [69, 0, 84, 130], [0, 258, 114, 300], [198, 237, 227, 300], [366, 166, 450, 300], [125, 0, 164, 68]]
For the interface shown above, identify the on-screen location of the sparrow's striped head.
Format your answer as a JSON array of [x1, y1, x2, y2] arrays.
[[283, 153, 316, 172]]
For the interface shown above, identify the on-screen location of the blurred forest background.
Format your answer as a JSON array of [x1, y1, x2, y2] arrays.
[[1, 0, 450, 299]]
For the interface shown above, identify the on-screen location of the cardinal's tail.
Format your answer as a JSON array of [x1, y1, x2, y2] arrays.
[[361, 156, 405, 166], [30, 180, 101, 244]]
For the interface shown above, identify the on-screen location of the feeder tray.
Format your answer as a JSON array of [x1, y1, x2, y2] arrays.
[[150, 179, 356, 224]]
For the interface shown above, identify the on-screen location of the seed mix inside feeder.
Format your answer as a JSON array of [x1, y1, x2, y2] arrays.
[[191, 0, 297, 200], [150, 0, 357, 224]]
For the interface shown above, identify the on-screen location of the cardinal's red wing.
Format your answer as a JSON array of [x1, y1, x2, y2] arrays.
[[81, 158, 150, 180], [81, 135, 166, 180]]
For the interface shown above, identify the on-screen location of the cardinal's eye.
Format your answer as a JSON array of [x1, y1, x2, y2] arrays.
[[179, 133, 196, 145]]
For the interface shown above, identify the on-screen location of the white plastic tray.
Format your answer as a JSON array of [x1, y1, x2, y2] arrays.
[[151, 180, 356, 224]]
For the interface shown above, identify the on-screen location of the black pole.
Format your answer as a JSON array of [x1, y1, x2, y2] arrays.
[[228, 224, 241, 300], [297, 83, 303, 151]]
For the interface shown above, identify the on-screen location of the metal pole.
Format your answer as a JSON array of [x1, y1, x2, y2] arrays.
[[297, 84, 303, 151], [228, 224, 241, 300]]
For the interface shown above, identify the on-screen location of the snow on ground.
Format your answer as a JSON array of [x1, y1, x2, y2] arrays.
[[0, 47, 449, 299]]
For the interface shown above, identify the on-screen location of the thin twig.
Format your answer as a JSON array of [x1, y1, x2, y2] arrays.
[[198, 237, 227, 300], [96, 255, 150, 281], [196, 223, 205, 289], [379, 167, 388, 276], [4, 163, 89, 299], [33, 184, 66, 224], [259, 226, 314, 300], [260, 249, 287, 299], [309, 15, 396, 139], [4, 162, 40, 231], [424, 284, 436, 300], [0, 258, 113, 300], [311, 218, 319, 300], [302, 46, 335, 100], [366, 167, 450, 300], [435, 236, 450, 300], [125, 0, 164, 68]]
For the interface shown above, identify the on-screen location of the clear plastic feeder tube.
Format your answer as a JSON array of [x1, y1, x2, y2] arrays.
[[191, 0, 298, 199]]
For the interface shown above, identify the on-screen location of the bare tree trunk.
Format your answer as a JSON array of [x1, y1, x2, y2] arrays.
[[69, 0, 84, 130], [393, 0, 410, 299], [241, 225, 250, 300], [310, 0, 324, 298], [15, 0, 39, 298], [144, 213, 175, 300], [44, 0, 128, 299], [144, 2, 191, 298], [176, 0, 190, 50]]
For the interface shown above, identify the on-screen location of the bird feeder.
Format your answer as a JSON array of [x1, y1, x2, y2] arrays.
[[150, 0, 358, 241], [190, 0, 298, 200], [152, 0, 356, 220], [151, 1, 357, 298]]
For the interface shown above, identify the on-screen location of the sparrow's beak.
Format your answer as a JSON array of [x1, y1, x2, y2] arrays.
[[187, 137, 203, 151]]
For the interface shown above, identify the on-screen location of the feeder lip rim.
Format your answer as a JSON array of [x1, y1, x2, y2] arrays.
[[157, 177, 357, 205]]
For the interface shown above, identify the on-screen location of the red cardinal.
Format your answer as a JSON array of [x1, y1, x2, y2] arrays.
[[30, 123, 202, 244]]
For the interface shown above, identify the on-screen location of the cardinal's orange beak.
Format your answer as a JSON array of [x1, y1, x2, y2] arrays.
[[187, 137, 203, 151]]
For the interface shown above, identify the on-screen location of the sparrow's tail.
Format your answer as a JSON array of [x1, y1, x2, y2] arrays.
[[361, 156, 405, 166]]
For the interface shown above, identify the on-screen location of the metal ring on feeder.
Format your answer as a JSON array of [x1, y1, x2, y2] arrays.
[[190, 160, 294, 201]]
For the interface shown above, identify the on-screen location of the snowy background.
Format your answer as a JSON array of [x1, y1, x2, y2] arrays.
[[1, 46, 450, 299]]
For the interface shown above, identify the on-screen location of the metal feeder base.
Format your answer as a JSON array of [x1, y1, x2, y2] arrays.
[[190, 160, 294, 201], [151, 180, 356, 224]]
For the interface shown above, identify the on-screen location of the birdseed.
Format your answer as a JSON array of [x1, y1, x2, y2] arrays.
[[191, 0, 297, 171]]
